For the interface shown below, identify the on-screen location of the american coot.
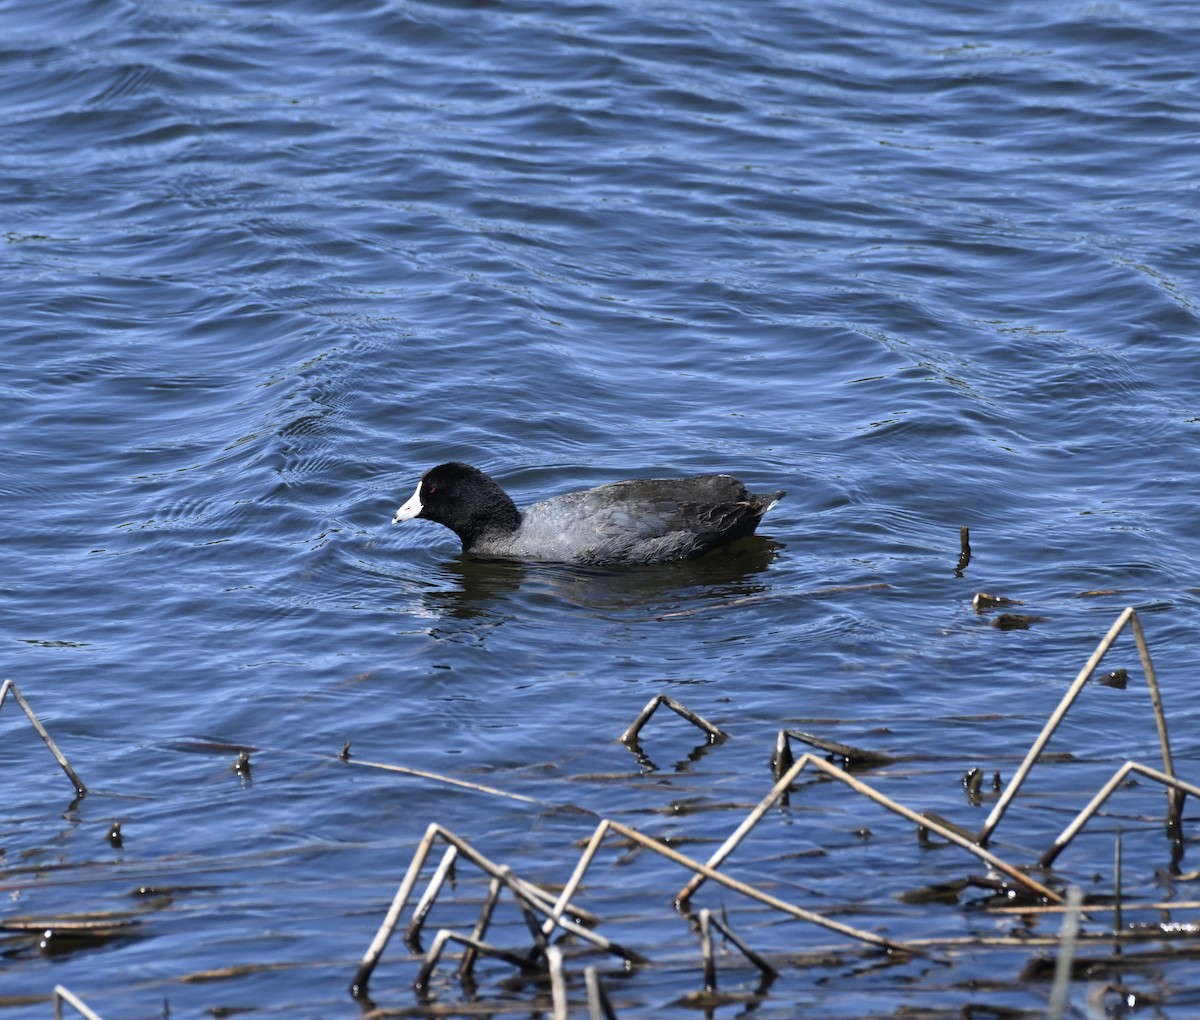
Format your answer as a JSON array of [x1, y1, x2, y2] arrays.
[[392, 461, 785, 566]]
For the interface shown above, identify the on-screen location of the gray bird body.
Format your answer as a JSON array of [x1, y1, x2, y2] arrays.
[[393, 463, 784, 566]]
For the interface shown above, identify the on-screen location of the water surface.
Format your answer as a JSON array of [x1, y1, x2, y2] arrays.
[[3, 0, 1199, 1016]]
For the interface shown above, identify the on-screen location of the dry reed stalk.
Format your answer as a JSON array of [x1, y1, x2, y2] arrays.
[[52, 986, 104, 1020], [1046, 887, 1084, 1020], [676, 752, 1060, 906], [406, 833, 608, 949], [1113, 831, 1123, 937], [619, 694, 726, 746], [543, 816, 612, 942], [548, 945, 569, 1020], [1038, 760, 1200, 867], [601, 819, 916, 954], [544, 948, 623, 1020], [978, 607, 1177, 846], [350, 823, 635, 999], [1, 680, 87, 795]]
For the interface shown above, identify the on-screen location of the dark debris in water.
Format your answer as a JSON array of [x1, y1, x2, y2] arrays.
[[990, 613, 1047, 630], [1096, 667, 1129, 689], [972, 591, 1025, 612]]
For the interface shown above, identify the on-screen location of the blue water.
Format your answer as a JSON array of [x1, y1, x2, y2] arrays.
[[3, 0, 1200, 1015]]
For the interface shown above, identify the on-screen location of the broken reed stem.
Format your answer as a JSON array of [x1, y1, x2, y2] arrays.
[[458, 854, 605, 946], [414, 929, 540, 993], [584, 965, 619, 1020], [978, 607, 1178, 847], [406, 845, 458, 945], [1128, 610, 1182, 823], [548, 948, 622, 1020], [698, 907, 777, 991], [493, 867, 555, 961], [1046, 887, 1084, 1020], [458, 875, 503, 978], [699, 909, 716, 991], [602, 819, 917, 955], [1038, 760, 1200, 867], [771, 729, 794, 780], [547, 945, 569, 1020], [52, 986, 104, 1020], [677, 752, 1060, 907], [620, 694, 726, 745], [1113, 831, 1123, 938], [542, 815, 611, 942], [1, 680, 88, 796]]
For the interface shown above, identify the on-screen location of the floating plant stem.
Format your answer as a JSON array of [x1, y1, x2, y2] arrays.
[[342, 754, 542, 804]]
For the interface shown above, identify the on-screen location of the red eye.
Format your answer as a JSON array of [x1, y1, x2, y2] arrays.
[[428, 484, 437, 494]]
